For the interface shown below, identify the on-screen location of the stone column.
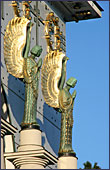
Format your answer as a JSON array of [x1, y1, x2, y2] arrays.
[[17, 128, 44, 169], [4, 127, 58, 169], [57, 155, 77, 169]]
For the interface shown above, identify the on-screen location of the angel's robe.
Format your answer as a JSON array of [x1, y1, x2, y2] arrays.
[[21, 56, 41, 128]]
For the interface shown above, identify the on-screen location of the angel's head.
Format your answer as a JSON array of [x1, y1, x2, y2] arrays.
[[30, 45, 42, 58]]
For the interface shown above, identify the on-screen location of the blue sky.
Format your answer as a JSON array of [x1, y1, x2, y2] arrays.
[[66, 1, 109, 169]]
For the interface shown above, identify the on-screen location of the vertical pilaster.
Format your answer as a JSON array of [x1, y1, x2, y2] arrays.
[[1, 129, 6, 169], [1, 118, 18, 169]]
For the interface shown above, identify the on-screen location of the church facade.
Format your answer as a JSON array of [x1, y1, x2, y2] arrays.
[[1, 1, 103, 169]]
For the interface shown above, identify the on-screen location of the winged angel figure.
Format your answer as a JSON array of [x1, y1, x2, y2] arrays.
[[4, 1, 42, 129], [41, 12, 77, 156]]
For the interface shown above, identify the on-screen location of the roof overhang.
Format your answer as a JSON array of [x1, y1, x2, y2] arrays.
[[46, 1, 104, 23]]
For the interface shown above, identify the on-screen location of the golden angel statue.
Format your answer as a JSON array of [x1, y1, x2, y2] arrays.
[[41, 12, 77, 156], [4, 1, 42, 130]]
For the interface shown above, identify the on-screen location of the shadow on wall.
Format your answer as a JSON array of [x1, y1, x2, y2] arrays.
[[7, 74, 25, 125], [37, 102, 61, 156], [7, 74, 60, 156]]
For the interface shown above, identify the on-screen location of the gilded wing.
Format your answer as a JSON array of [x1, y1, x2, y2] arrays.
[[4, 16, 30, 78], [41, 51, 65, 108]]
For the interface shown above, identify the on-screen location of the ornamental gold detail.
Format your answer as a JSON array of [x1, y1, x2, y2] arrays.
[[41, 12, 67, 108]]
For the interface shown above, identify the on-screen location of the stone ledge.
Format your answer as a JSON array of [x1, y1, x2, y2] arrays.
[[1, 118, 18, 136], [4, 148, 58, 168]]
